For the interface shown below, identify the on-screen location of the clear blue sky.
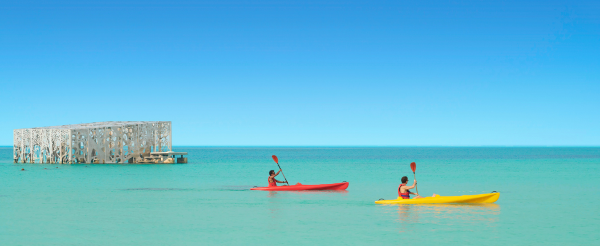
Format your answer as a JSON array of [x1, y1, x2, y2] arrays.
[[1, 0, 598, 146]]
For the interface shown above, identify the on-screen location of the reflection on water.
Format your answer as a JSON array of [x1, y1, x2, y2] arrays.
[[266, 190, 349, 198], [292, 190, 349, 194], [385, 204, 500, 233], [119, 188, 189, 191], [267, 191, 281, 220], [265, 190, 350, 219], [395, 203, 500, 221], [268, 191, 278, 198]]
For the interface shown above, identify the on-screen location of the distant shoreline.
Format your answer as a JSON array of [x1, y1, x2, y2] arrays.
[[4, 146, 597, 148]]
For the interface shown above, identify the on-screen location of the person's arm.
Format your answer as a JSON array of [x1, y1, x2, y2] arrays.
[[275, 179, 288, 184], [406, 180, 417, 189], [274, 169, 282, 177]]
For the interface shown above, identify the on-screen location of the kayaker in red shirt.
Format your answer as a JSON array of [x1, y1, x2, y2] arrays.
[[268, 169, 288, 187], [398, 176, 421, 199], [398, 176, 438, 199]]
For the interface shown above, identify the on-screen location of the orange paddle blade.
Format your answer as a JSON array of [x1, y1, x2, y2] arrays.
[[272, 155, 279, 164], [410, 162, 416, 173]]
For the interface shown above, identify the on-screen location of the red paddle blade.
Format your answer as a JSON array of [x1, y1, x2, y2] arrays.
[[272, 155, 279, 164], [410, 162, 416, 173]]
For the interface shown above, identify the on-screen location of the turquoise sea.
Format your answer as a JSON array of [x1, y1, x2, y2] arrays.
[[1, 147, 599, 245]]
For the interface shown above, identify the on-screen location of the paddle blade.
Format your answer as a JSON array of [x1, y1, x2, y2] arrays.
[[272, 155, 279, 164], [410, 162, 416, 173]]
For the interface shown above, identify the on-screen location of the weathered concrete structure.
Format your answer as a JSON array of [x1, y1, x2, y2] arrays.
[[13, 121, 174, 164]]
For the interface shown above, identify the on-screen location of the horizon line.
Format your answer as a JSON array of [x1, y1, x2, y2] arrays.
[[1, 145, 599, 148]]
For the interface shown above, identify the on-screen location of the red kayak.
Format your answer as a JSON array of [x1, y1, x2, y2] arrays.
[[250, 182, 349, 191]]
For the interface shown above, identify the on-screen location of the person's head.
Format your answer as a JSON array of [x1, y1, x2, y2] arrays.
[[269, 170, 275, 176], [401, 176, 408, 184]]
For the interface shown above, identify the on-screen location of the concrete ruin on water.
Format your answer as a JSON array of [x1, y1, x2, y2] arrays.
[[13, 121, 187, 164]]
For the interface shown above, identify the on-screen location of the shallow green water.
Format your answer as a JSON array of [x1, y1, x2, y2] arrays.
[[1, 147, 599, 245]]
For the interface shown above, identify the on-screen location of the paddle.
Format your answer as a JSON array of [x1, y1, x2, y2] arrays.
[[410, 162, 419, 195], [271, 155, 289, 185]]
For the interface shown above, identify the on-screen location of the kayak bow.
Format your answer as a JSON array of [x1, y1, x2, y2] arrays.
[[375, 192, 500, 204], [251, 182, 349, 191]]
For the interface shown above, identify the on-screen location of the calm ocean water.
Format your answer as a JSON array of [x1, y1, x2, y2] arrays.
[[1, 147, 599, 245]]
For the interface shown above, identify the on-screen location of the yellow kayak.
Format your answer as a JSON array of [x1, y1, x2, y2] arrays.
[[375, 192, 500, 204]]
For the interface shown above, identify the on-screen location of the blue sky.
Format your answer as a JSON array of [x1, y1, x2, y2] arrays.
[[1, 0, 598, 146]]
